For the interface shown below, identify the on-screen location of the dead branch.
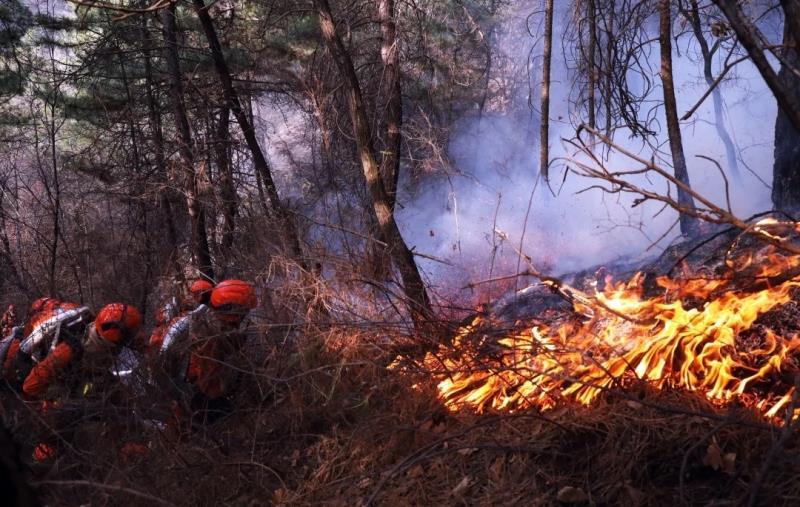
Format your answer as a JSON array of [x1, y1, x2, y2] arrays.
[[566, 124, 800, 257], [680, 55, 749, 121]]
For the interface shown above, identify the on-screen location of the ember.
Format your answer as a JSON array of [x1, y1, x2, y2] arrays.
[[412, 220, 800, 419]]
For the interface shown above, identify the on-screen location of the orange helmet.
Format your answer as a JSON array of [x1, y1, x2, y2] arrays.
[[95, 303, 142, 344], [210, 280, 256, 322], [29, 297, 59, 315], [190, 279, 214, 304]]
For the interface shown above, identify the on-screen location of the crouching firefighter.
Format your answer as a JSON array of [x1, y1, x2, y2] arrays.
[[5, 301, 142, 462], [2, 298, 92, 390], [150, 279, 257, 433]]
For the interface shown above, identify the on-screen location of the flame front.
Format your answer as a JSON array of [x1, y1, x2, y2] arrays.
[[421, 226, 800, 418]]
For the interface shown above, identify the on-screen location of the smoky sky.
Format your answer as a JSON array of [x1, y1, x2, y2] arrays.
[[395, 1, 777, 297]]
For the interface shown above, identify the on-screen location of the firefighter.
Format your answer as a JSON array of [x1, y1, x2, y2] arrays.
[[2, 298, 92, 389], [187, 279, 256, 399], [18, 302, 142, 462], [151, 279, 256, 432], [148, 278, 213, 348], [22, 303, 143, 399]]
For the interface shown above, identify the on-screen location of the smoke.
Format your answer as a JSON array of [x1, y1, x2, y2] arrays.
[[397, 1, 777, 297]]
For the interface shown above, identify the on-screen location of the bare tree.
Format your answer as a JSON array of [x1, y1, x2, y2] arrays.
[[313, 0, 432, 326], [540, 0, 554, 179], [160, 2, 215, 280], [659, 0, 700, 236], [713, 0, 800, 210], [679, 0, 741, 181], [191, 0, 308, 267], [378, 0, 402, 209]]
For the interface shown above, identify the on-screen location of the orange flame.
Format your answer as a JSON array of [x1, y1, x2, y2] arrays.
[[417, 222, 800, 419]]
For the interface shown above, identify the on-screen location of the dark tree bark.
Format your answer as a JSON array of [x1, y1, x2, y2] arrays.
[[713, 0, 800, 209], [587, 0, 597, 133], [604, 0, 615, 135], [313, 0, 433, 327], [772, 11, 800, 209], [712, 0, 800, 132], [160, 3, 215, 281], [141, 16, 179, 253], [539, 0, 554, 179], [191, 0, 307, 268], [214, 106, 237, 252], [659, 0, 700, 236], [378, 0, 402, 210]]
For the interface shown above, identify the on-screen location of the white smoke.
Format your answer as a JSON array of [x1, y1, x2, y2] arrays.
[[397, 1, 777, 298]]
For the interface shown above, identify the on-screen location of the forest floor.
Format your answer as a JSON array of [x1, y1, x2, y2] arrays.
[[11, 225, 800, 506], [28, 325, 800, 507]]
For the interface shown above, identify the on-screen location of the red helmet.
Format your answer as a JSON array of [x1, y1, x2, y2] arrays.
[[29, 297, 59, 315], [210, 280, 256, 322], [95, 303, 142, 344], [190, 279, 214, 304]]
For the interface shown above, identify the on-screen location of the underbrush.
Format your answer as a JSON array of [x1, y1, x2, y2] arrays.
[[3, 318, 797, 506], [2, 294, 800, 506]]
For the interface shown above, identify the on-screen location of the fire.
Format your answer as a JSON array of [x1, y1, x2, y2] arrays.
[[417, 223, 800, 419]]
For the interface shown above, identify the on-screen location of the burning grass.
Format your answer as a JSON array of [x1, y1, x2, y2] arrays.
[[396, 220, 800, 421]]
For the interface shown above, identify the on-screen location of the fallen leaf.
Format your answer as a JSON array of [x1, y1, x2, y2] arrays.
[[723, 452, 737, 475], [703, 438, 723, 470], [489, 456, 505, 481], [357, 477, 372, 489], [290, 449, 300, 467], [557, 486, 588, 503], [406, 465, 424, 479], [451, 475, 472, 497], [458, 447, 478, 456]]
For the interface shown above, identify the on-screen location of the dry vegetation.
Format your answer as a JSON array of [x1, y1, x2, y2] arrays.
[[4, 235, 800, 507]]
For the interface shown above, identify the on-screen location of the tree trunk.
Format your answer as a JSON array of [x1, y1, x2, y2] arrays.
[[215, 106, 238, 252], [539, 0, 554, 179], [313, 0, 433, 327], [772, 12, 800, 210], [712, 0, 800, 133], [378, 0, 402, 210], [604, 0, 615, 135], [160, 3, 215, 281], [659, 0, 700, 236], [191, 0, 307, 268], [141, 16, 179, 254], [587, 0, 597, 133], [686, 0, 741, 181]]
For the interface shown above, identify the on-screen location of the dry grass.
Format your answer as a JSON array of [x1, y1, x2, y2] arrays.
[[5, 251, 800, 506]]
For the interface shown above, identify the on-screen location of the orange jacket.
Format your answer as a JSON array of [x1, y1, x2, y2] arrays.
[[22, 342, 76, 399], [151, 309, 247, 399]]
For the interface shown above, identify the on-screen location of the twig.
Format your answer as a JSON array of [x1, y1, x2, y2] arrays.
[[34, 479, 176, 506], [746, 378, 800, 507], [680, 55, 749, 120]]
